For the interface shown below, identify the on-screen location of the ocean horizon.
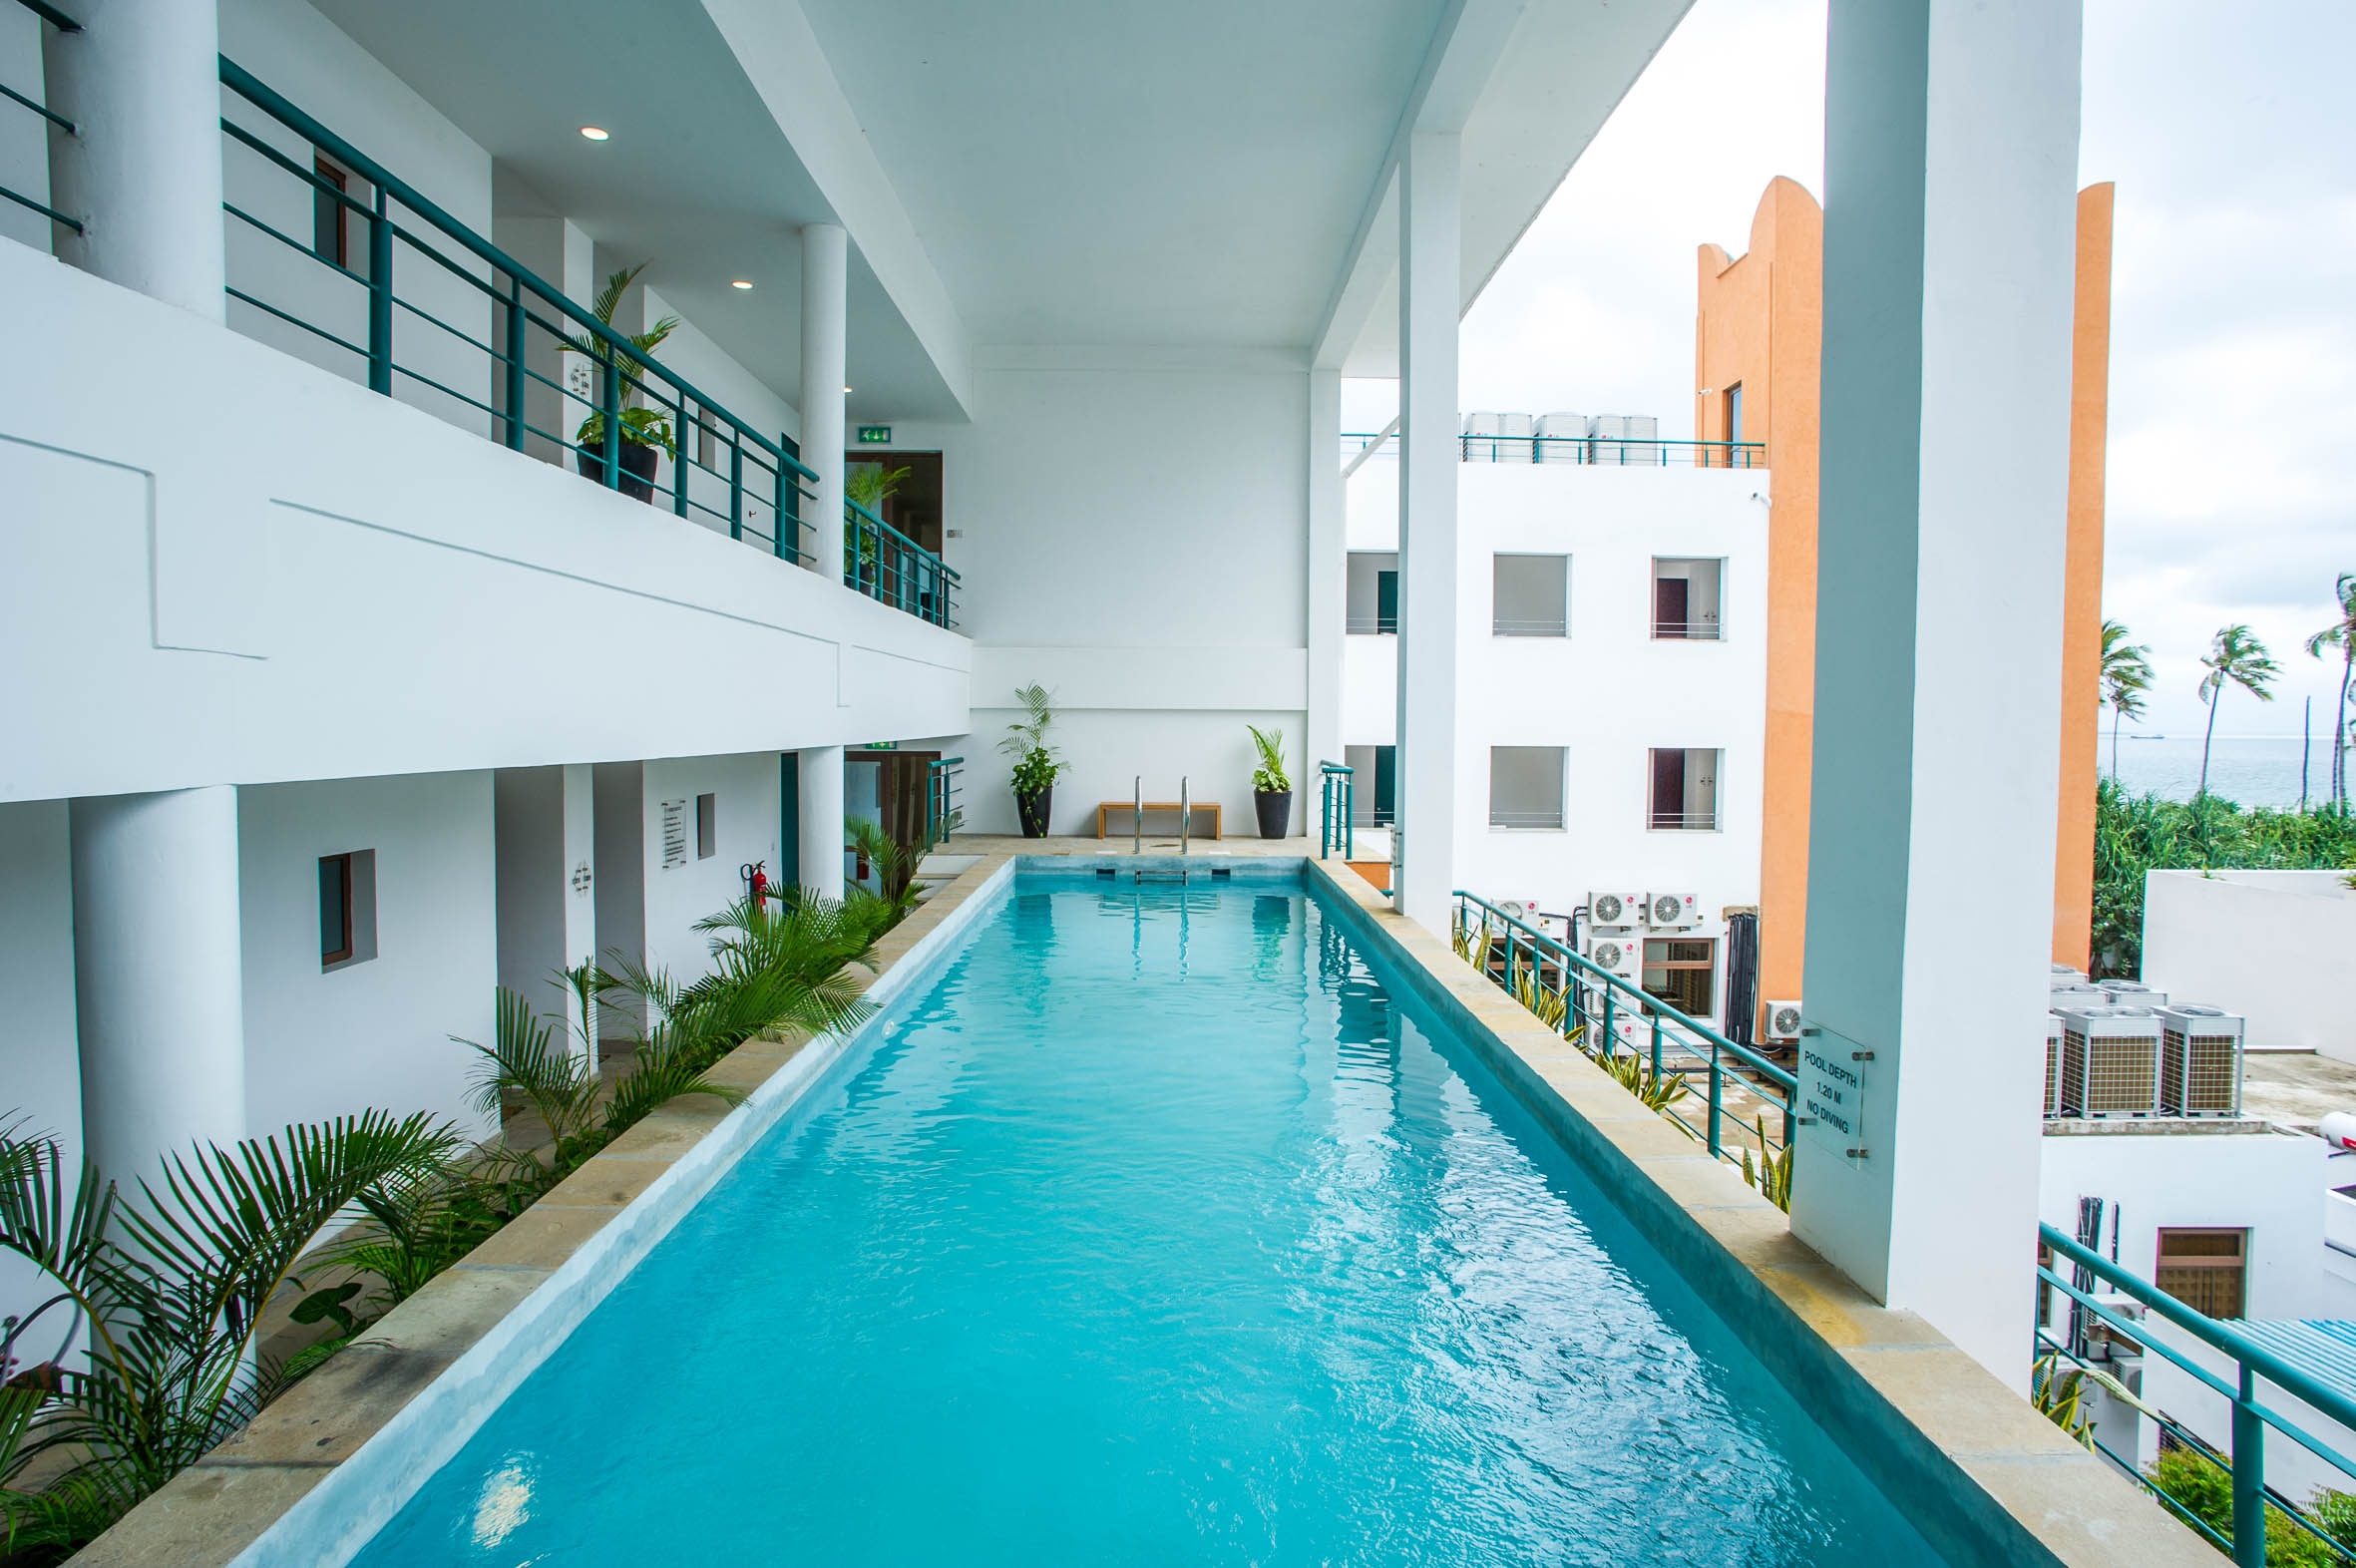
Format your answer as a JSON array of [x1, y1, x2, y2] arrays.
[[2101, 733, 2345, 811]]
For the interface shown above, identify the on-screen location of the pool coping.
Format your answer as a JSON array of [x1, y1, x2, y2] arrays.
[[75, 849, 2211, 1566], [1299, 858, 2212, 1568]]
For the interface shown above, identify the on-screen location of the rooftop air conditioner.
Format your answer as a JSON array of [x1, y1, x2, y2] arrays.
[[2057, 1005, 2161, 1118], [1461, 411, 1502, 437], [1644, 892, 1701, 930], [1590, 413, 1630, 464], [1588, 891, 1646, 930], [1494, 411, 1535, 463], [2049, 983, 2109, 1008], [2099, 980, 2167, 1009], [2045, 1012, 2065, 1117], [1584, 935, 1641, 982], [1536, 412, 1587, 463], [2158, 1004, 2244, 1117], [1763, 999, 1803, 1043], [1623, 414, 1662, 466], [2052, 963, 2089, 983]]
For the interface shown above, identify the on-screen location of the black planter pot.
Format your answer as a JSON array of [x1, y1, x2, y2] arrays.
[[576, 438, 661, 503], [1015, 785, 1053, 839], [1255, 789, 1293, 840]]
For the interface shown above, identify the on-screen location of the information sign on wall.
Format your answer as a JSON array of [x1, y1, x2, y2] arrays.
[[1796, 1020, 1874, 1163], [856, 425, 893, 444], [659, 798, 688, 870]]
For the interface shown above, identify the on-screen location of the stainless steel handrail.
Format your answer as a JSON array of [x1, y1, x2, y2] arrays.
[[1133, 774, 1142, 856], [1179, 778, 1190, 856]]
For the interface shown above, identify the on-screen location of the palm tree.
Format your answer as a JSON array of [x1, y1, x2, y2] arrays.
[[2195, 623, 2280, 799], [2306, 573, 2356, 812], [2100, 618, 2155, 781]]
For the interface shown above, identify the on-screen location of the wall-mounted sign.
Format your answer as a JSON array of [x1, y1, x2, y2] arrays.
[[1796, 1019, 1874, 1163], [861, 741, 899, 750], [856, 425, 893, 444], [659, 798, 688, 870]]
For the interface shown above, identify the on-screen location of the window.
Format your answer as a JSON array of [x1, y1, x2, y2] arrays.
[[1724, 382, 1744, 446], [1347, 552, 1398, 634], [318, 849, 377, 971], [1344, 744, 1395, 827], [696, 793, 717, 860], [1653, 559, 1724, 639], [311, 155, 349, 267], [1643, 938, 1716, 1016], [1489, 746, 1565, 830], [1493, 554, 1568, 636], [2156, 1228, 2246, 1320], [1649, 748, 1720, 831]]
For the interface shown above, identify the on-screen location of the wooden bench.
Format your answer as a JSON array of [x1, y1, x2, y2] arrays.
[[1096, 801, 1221, 840]]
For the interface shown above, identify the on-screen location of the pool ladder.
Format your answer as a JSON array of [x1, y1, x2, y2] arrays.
[[1132, 774, 1192, 881]]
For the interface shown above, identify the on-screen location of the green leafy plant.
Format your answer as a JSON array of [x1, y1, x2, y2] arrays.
[[2307, 573, 2356, 814], [2144, 1445, 2356, 1566], [1741, 1115, 1792, 1212], [845, 816, 930, 933], [846, 463, 910, 514], [2101, 618, 2155, 782], [1599, 1043, 1690, 1115], [999, 682, 1069, 800], [564, 261, 680, 458], [1510, 967, 1567, 1031], [1248, 725, 1290, 794], [2195, 623, 2279, 801]]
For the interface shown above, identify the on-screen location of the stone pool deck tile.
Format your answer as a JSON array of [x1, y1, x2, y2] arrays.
[[1298, 856, 2214, 1568], [72, 849, 1018, 1568]]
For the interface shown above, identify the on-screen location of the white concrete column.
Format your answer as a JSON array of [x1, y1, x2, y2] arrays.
[[1791, 0, 2082, 1383], [44, 0, 225, 319], [800, 223, 849, 583], [1306, 368, 1346, 801], [69, 787, 246, 1181], [1393, 137, 1461, 929], [797, 744, 845, 902]]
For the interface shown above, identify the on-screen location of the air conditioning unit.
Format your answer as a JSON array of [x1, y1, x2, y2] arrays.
[[1584, 935, 1641, 982], [2044, 1012, 2065, 1117], [1590, 413, 1630, 463], [1494, 411, 1536, 463], [1461, 411, 1502, 437], [2099, 980, 2167, 1009], [2159, 1004, 2244, 1117], [1588, 890, 1646, 930], [1763, 999, 1803, 1043], [1496, 899, 1541, 927], [1535, 411, 1586, 463], [2049, 984, 2109, 1011], [1622, 413, 1662, 466], [2057, 1005, 2161, 1118], [2051, 963, 2089, 984], [1644, 892, 1701, 930]]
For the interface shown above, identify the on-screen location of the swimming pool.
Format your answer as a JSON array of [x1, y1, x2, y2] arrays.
[[345, 867, 1941, 1564]]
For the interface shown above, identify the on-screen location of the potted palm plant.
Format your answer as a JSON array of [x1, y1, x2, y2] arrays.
[[564, 261, 678, 503], [846, 462, 910, 591], [999, 682, 1068, 838], [1250, 724, 1292, 839]]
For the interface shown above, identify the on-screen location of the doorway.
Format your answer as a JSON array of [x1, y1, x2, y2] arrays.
[[843, 450, 944, 554]]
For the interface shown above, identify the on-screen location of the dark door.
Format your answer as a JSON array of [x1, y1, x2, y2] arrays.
[[778, 752, 800, 889], [1375, 571, 1399, 634], [1651, 748, 1685, 829], [1374, 745, 1397, 826], [1654, 576, 1689, 638]]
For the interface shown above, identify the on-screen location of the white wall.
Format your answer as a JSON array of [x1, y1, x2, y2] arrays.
[[882, 353, 1310, 836], [237, 771, 498, 1142], [637, 752, 780, 984], [0, 240, 969, 806], [0, 800, 81, 1156], [1340, 455, 1769, 981], [2144, 871, 2356, 1060]]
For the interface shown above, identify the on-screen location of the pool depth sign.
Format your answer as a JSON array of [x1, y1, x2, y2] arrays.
[[1796, 1018, 1873, 1165]]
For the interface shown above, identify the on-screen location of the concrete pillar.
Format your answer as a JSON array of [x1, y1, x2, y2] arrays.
[[800, 223, 848, 583], [44, 0, 225, 319], [1306, 368, 1345, 806], [1792, 0, 2082, 1382], [1393, 137, 1461, 929], [797, 744, 845, 902], [69, 787, 245, 1181], [491, 204, 595, 468]]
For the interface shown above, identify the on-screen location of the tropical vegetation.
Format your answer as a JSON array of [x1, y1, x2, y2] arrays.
[[999, 682, 1068, 802], [2101, 618, 2155, 781], [565, 261, 679, 460], [2308, 573, 2356, 813], [2195, 623, 2280, 800], [1248, 724, 1290, 795], [1, 880, 907, 1563]]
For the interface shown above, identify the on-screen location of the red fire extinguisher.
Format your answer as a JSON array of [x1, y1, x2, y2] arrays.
[[741, 859, 769, 904]]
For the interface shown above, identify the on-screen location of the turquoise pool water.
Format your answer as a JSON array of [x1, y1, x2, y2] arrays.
[[349, 870, 1942, 1565]]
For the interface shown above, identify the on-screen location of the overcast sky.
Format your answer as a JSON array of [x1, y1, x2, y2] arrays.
[[1351, 0, 2354, 739]]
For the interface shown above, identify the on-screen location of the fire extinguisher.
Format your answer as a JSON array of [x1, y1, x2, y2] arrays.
[[741, 859, 769, 904]]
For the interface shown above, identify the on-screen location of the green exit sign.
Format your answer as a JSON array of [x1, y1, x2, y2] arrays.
[[856, 425, 893, 444]]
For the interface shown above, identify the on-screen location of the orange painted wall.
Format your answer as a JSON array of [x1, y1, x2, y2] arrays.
[[1694, 178, 1821, 1019], [1695, 179, 2113, 1018], [2053, 184, 2115, 970]]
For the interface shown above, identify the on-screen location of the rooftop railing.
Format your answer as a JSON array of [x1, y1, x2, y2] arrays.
[[215, 58, 818, 563], [1, 0, 81, 238], [1451, 891, 1796, 1171], [2038, 1224, 2356, 1566], [1344, 432, 1767, 469], [846, 498, 959, 630]]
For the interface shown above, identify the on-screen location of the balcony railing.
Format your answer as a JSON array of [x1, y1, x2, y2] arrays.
[[845, 498, 959, 630], [1452, 891, 1796, 1167], [1649, 810, 1721, 832], [2038, 1224, 2356, 1565], [1652, 618, 1723, 640], [1344, 433, 1766, 469], [924, 755, 964, 847], [1, 0, 81, 238], [1489, 806, 1565, 830], [1317, 761, 1355, 860], [214, 59, 818, 562]]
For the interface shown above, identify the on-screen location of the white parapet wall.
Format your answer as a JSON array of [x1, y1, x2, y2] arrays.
[[2143, 871, 2356, 1060]]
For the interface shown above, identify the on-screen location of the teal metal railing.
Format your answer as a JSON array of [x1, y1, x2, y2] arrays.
[[214, 58, 819, 562], [924, 755, 964, 847], [1, 0, 81, 238], [1450, 891, 1796, 1165], [1344, 432, 1766, 469], [1318, 761, 1354, 860], [2037, 1226, 2356, 1566], [845, 497, 959, 629]]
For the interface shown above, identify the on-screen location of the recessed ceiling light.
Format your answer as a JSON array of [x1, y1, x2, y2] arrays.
[[730, 279, 753, 290], [579, 126, 610, 142]]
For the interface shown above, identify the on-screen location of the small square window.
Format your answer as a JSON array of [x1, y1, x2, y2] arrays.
[[1489, 746, 1565, 830], [1493, 554, 1568, 636], [1653, 559, 1725, 640], [1649, 748, 1721, 831], [319, 849, 377, 971], [696, 793, 717, 860], [2156, 1228, 2247, 1320]]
